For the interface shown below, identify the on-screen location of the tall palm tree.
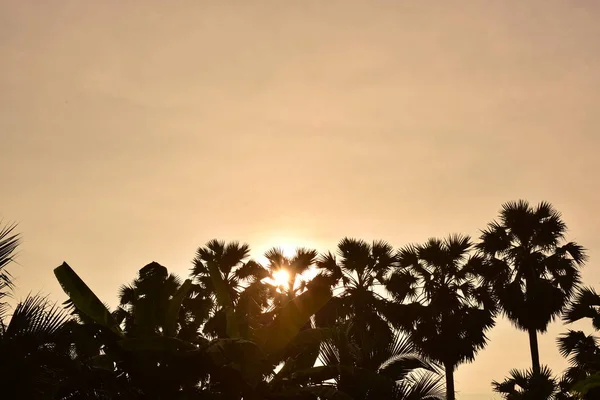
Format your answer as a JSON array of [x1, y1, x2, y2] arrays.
[[386, 234, 497, 400], [477, 200, 587, 374], [318, 323, 444, 400], [315, 238, 396, 344]]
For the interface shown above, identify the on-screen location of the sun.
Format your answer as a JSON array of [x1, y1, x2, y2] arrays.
[[272, 269, 290, 288]]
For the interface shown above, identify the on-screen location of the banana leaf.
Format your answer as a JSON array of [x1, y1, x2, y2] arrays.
[[54, 262, 123, 337], [206, 261, 239, 337], [165, 279, 192, 337]]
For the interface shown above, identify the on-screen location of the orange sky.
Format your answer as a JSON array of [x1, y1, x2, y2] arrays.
[[2, 1, 600, 398]]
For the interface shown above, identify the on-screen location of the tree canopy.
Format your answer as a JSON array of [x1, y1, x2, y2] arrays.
[[0, 200, 594, 399]]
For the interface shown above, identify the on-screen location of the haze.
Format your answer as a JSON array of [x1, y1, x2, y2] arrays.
[[2, 1, 600, 398]]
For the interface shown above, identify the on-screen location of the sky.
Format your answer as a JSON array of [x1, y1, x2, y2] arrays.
[[2, 1, 600, 398]]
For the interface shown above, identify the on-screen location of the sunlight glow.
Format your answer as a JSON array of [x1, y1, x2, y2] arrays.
[[272, 269, 290, 287]]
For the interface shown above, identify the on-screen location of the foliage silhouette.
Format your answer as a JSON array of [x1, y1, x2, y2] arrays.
[[387, 234, 497, 400], [191, 239, 268, 338], [492, 365, 560, 399], [315, 238, 396, 346], [319, 323, 445, 400], [477, 200, 587, 374], [0, 199, 594, 398], [264, 246, 318, 304], [0, 222, 20, 317], [556, 287, 600, 398]]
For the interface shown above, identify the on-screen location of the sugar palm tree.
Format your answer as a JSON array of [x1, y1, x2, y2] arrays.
[[477, 200, 587, 374], [263, 246, 318, 304], [563, 287, 600, 330], [493, 366, 559, 399], [557, 287, 600, 398], [192, 240, 268, 301], [315, 238, 396, 344], [386, 234, 497, 400], [192, 240, 268, 337], [556, 330, 600, 398]]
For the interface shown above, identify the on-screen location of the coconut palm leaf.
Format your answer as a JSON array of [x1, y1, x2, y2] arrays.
[[0, 222, 20, 318]]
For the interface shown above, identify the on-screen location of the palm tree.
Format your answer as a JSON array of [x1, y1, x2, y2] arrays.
[[0, 224, 89, 399], [318, 323, 444, 400], [0, 222, 20, 317], [263, 246, 318, 304], [493, 366, 560, 399], [557, 287, 600, 398], [192, 240, 267, 301], [563, 286, 600, 330], [315, 238, 396, 344], [386, 234, 497, 400], [556, 330, 600, 399], [192, 240, 268, 337], [0, 296, 75, 399], [477, 200, 587, 374]]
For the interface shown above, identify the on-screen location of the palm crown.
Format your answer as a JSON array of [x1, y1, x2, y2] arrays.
[[263, 246, 318, 303], [315, 238, 396, 341], [387, 234, 497, 400], [477, 200, 587, 374]]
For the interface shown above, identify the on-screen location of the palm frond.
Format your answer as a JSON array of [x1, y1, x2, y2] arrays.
[[394, 370, 445, 400], [4, 295, 70, 339], [0, 223, 20, 308], [563, 286, 600, 327]]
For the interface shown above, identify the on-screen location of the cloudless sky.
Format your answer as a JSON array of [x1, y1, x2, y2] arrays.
[[2, 1, 600, 398]]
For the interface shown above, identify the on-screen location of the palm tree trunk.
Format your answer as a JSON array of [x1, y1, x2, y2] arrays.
[[528, 328, 541, 374], [444, 362, 455, 400]]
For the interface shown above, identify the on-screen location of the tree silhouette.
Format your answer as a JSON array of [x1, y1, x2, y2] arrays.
[[492, 365, 560, 399], [477, 200, 586, 374], [1, 199, 594, 398], [0, 224, 84, 399], [387, 234, 497, 400], [192, 240, 268, 337], [315, 238, 396, 345], [557, 287, 600, 398], [112, 262, 211, 343], [0, 295, 76, 399], [319, 324, 444, 400], [0, 222, 20, 317], [192, 240, 267, 301], [263, 246, 318, 305]]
